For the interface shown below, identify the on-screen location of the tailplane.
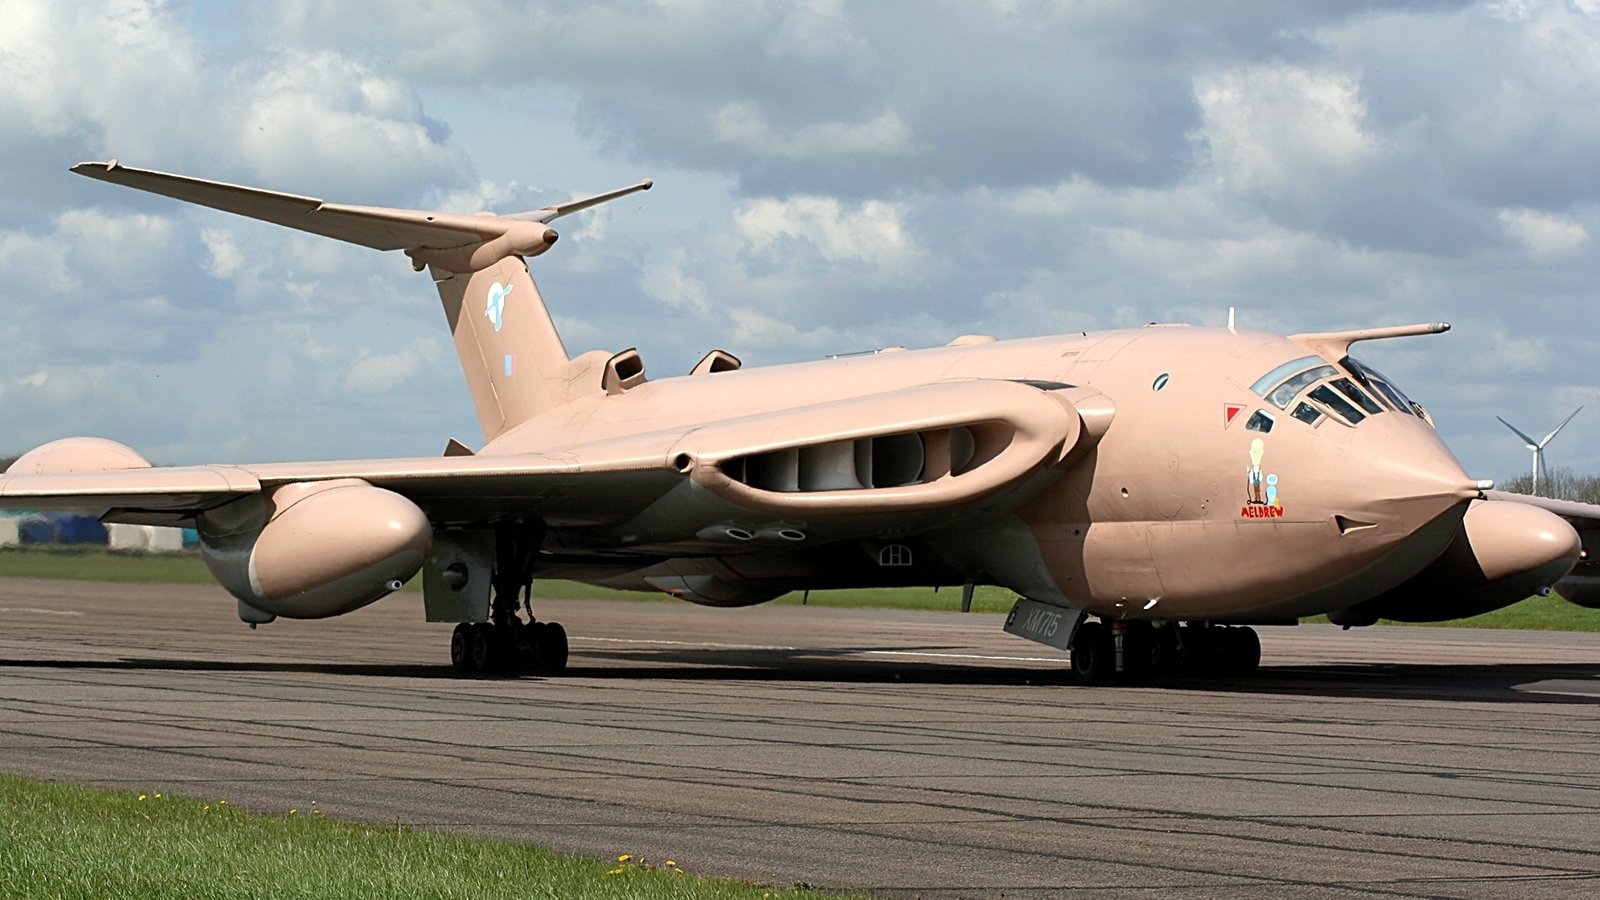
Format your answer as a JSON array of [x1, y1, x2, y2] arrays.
[[71, 161, 652, 441]]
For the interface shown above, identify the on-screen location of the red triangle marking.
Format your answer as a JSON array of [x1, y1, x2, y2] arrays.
[[1224, 404, 1245, 427]]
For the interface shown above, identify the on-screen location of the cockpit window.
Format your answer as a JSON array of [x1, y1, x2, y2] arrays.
[[1290, 402, 1323, 425], [1250, 356, 1322, 397], [1266, 365, 1338, 409], [1342, 356, 1415, 417], [1245, 410, 1275, 433], [1330, 378, 1383, 415], [1309, 384, 1366, 424]]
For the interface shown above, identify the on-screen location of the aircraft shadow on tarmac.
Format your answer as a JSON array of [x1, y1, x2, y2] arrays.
[[3, 645, 1599, 703]]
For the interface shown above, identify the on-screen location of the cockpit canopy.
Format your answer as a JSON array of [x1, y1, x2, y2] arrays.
[[1248, 355, 1430, 429]]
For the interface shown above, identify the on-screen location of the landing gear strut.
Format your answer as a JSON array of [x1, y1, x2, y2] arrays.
[[448, 525, 568, 676], [1070, 620, 1261, 684]]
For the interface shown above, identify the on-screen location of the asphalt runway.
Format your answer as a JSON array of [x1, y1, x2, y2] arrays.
[[3, 578, 1600, 898]]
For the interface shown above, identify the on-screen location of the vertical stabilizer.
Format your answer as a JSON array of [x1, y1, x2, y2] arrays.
[[433, 258, 570, 441]]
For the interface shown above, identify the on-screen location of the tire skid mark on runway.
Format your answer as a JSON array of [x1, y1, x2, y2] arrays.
[[6, 583, 1600, 896], [6, 663, 1600, 818], [7, 667, 1598, 883]]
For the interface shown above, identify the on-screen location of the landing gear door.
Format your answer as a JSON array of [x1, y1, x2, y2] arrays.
[[1003, 598, 1086, 652], [423, 530, 495, 623]]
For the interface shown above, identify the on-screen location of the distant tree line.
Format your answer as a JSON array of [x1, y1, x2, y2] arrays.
[[0, 455, 13, 474], [1499, 467, 1600, 504]]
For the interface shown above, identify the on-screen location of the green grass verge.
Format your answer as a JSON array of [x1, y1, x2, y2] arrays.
[[0, 774, 859, 900], [0, 546, 1018, 613], [1304, 590, 1600, 632], [0, 545, 1593, 628], [0, 545, 217, 584]]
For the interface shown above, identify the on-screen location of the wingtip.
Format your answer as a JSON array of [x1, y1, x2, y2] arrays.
[[640, 178, 653, 190], [70, 159, 118, 175]]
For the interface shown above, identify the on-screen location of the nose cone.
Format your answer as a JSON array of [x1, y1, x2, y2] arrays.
[[1463, 499, 1581, 584], [1337, 414, 1481, 521]]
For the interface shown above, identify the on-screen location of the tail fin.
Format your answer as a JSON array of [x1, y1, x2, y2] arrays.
[[71, 161, 652, 442], [432, 258, 570, 439]]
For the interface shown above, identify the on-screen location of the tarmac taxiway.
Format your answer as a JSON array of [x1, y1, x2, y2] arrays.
[[3, 577, 1600, 898]]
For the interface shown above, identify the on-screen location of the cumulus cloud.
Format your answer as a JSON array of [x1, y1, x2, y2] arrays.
[[2, 0, 1598, 479], [735, 196, 915, 268], [1498, 208, 1590, 256]]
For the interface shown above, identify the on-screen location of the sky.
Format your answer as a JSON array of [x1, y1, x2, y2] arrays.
[[1, 0, 1596, 483]]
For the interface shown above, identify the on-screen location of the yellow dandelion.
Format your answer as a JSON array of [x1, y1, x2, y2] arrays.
[[665, 860, 677, 868], [137, 794, 146, 801], [218, 800, 227, 806], [617, 854, 632, 863], [202, 805, 210, 811], [153, 793, 161, 799], [288, 809, 297, 816], [605, 868, 624, 876]]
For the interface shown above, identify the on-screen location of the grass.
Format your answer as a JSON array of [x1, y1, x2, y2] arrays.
[[0, 544, 217, 584], [1305, 590, 1600, 632], [0, 775, 860, 900], [0, 545, 1019, 613], [0, 545, 1592, 628]]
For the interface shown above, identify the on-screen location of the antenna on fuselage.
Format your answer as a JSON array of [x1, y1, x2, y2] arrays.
[[1227, 307, 1236, 334], [1496, 406, 1582, 497]]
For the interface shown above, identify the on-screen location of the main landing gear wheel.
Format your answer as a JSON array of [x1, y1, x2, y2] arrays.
[[529, 621, 568, 674], [1070, 620, 1261, 684], [1070, 621, 1114, 685], [448, 523, 571, 677], [1177, 624, 1262, 677], [451, 621, 569, 676]]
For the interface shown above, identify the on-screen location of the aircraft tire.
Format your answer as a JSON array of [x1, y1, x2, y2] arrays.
[[535, 622, 569, 675], [1071, 621, 1113, 685], [1157, 625, 1184, 674], [449, 623, 472, 673], [1228, 627, 1261, 676], [468, 624, 495, 673]]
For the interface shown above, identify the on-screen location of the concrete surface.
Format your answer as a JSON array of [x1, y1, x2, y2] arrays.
[[2, 577, 1599, 898]]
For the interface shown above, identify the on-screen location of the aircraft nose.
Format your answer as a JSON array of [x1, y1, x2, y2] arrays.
[[1340, 416, 1481, 515]]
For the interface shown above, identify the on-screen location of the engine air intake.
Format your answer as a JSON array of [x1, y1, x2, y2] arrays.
[[718, 425, 1005, 492]]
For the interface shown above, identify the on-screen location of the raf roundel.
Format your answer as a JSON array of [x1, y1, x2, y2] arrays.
[[485, 281, 512, 332]]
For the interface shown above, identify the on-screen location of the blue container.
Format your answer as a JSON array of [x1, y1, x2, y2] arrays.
[[52, 515, 108, 545], [19, 518, 56, 544], [182, 527, 201, 549]]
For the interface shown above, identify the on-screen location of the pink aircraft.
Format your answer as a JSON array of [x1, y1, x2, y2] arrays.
[[2, 162, 1594, 683]]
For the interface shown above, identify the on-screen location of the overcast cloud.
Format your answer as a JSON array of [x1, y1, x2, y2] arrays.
[[0, 0, 1595, 481]]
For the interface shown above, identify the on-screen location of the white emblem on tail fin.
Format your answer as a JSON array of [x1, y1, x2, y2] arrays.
[[485, 282, 512, 332]]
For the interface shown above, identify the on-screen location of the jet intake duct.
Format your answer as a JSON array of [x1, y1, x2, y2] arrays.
[[1330, 499, 1580, 625], [197, 479, 431, 619], [675, 381, 1084, 516]]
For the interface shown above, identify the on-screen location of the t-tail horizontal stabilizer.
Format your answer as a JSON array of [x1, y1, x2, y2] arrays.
[[70, 160, 650, 276], [72, 160, 655, 441]]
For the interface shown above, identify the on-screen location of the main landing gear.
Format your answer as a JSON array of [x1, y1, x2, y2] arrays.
[[450, 620, 568, 675], [448, 525, 569, 676], [1070, 620, 1260, 685]]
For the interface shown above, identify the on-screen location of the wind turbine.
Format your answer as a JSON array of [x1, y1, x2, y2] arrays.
[[1496, 406, 1583, 497]]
